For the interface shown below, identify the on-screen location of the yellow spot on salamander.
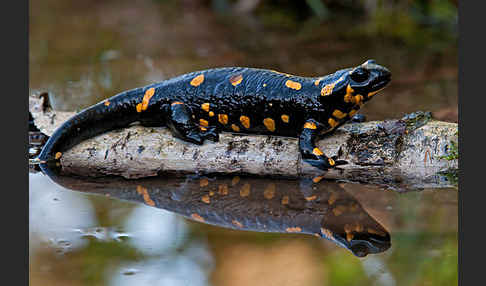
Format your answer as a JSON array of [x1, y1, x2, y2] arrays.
[[231, 124, 240, 132], [209, 111, 214, 117], [55, 152, 62, 160], [354, 94, 363, 105], [281, 114, 289, 123], [218, 184, 229, 195], [201, 195, 210, 204], [141, 87, 155, 111], [263, 183, 276, 200], [305, 195, 317, 201], [201, 103, 210, 112], [312, 176, 324, 183], [200, 119, 208, 127], [281, 195, 289, 205], [263, 118, 276, 132], [286, 227, 302, 233], [348, 109, 358, 117], [190, 74, 204, 86], [231, 176, 240, 186], [328, 158, 335, 166], [104, 101, 110, 106], [304, 122, 317, 129], [263, 83, 267, 87], [344, 84, 355, 103], [240, 116, 250, 129], [313, 148, 324, 156], [136, 103, 143, 113], [232, 220, 243, 228], [321, 83, 335, 96], [328, 118, 338, 128], [285, 80, 302, 90], [218, 114, 228, 125], [171, 101, 184, 106], [199, 178, 209, 187], [314, 78, 321, 86], [199, 126, 207, 131], [332, 109, 347, 119], [191, 213, 205, 222], [368, 86, 385, 98], [229, 74, 243, 86], [240, 183, 251, 197]]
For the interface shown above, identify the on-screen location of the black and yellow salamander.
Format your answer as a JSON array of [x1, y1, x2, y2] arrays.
[[35, 59, 391, 170]]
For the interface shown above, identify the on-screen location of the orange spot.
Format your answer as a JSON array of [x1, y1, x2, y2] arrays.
[[229, 74, 243, 86], [303, 122, 317, 129], [171, 101, 184, 106], [209, 190, 215, 196], [281, 114, 289, 123], [281, 195, 289, 205], [332, 109, 347, 119], [305, 195, 317, 201], [104, 101, 110, 106], [201, 195, 210, 204], [209, 111, 214, 117], [190, 74, 204, 86], [231, 176, 240, 186], [218, 184, 229, 195], [240, 116, 250, 129], [231, 124, 240, 132], [354, 94, 363, 105], [141, 87, 155, 111], [328, 158, 335, 166], [199, 126, 207, 131], [285, 80, 302, 90], [328, 118, 338, 128], [136, 103, 143, 113], [200, 119, 208, 127], [218, 114, 228, 125], [321, 83, 335, 96], [191, 213, 205, 222], [240, 183, 251, 197], [313, 148, 323, 156], [348, 109, 358, 117], [200, 178, 209, 187], [263, 183, 276, 200], [314, 78, 321, 86], [201, 103, 210, 112], [263, 118, 275, 132], [286, 227, 302, 233], [232, 220, 243, 228], [55, 152, 62, 160], [312, 176, 324, 183]]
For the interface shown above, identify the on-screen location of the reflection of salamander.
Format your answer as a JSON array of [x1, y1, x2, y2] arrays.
[[45, 168, 391, 257], [36, 60, 390, 170]]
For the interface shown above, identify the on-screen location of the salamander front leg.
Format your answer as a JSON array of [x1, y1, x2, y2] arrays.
[[166, 102, 219, 145], [299, 119, 347, 170]]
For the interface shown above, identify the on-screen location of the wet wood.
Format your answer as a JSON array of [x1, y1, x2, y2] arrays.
[[30, 93, 458, 189]]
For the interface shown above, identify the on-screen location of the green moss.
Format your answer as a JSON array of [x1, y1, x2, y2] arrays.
[[440, 140, 458, 161]]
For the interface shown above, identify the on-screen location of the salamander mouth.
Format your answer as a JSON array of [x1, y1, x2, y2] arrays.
[[370, 74, 391, 91]]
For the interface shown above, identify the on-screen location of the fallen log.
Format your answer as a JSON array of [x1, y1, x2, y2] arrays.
[[30, 93, 458, 190]]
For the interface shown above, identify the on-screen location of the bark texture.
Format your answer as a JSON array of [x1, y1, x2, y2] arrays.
[[30, 93, 458, 189]]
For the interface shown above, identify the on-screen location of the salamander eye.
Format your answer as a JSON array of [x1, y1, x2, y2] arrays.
[[350, 67, 369, 83]]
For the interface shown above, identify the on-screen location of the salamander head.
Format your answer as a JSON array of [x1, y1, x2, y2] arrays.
[[318, 59, 391, 104]]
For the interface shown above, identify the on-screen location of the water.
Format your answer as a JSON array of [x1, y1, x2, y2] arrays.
[[29, 0, 457, 285]]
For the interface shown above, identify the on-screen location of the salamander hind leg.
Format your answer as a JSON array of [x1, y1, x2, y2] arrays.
[[299, 119, 347, 170], [166, 102, 219, 145]]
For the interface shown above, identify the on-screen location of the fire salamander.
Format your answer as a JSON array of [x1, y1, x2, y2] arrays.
[[36, 59, 391, 171]]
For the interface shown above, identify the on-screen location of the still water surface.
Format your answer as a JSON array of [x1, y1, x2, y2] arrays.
[[30, 0, 457, 285]]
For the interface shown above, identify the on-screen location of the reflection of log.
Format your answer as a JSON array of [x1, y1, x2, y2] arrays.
[[44, 167, 391, 257], [30, 93, 458, 189]]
